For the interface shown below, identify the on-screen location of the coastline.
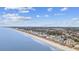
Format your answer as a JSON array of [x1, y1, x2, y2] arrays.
[[11, 28, 77, 51]]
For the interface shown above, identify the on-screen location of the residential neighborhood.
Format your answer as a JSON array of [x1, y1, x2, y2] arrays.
[[15, 27, 79, 50]]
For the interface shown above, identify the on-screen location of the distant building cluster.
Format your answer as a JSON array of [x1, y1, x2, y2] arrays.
[[15, 27, 79, 50]]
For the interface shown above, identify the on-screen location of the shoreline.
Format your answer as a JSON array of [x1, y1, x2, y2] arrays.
[[11, 28, 77, 51]]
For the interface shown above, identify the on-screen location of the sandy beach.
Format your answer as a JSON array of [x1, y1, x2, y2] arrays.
[[11, 28, 77, 51]]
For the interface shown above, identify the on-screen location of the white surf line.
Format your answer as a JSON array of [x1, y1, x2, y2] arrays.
[[24, 33, 76, 51], [31, 37, 61, 50], [9, 28, 77, 51]]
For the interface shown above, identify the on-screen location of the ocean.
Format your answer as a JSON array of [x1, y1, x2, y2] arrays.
[[0, 27, 60, 51]]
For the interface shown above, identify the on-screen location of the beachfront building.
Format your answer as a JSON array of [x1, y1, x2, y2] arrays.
[[64, 38, 76, 47], [74, 44, 79, 49]]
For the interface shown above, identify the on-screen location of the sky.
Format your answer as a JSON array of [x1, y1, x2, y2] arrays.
[[0, 7, 79, 27]]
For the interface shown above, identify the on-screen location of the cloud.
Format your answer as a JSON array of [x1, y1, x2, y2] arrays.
[[4, 7, 35, 13], [72, 17, 79, 21], [54, 13, 64, 16], [4, 7, 18, 10], [48, 8, 53, 12], [27, 7, 36, 11], [36, 15, 40, 18], [20, 10, 30, 13], [61, 7, 68, 11], [20, 7, 35, 13], [71, 17, 79, 24], [65, 17, 79, 27], [4, 7, 35, 10], [44, 14, 49, 17], [0, 13, 32, 24]]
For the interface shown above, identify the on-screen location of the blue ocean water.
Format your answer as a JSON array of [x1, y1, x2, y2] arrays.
[[0, 27, 60, 51]]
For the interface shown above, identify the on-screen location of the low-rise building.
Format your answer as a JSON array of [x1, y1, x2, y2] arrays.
[[64, 38, 76, 47]]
